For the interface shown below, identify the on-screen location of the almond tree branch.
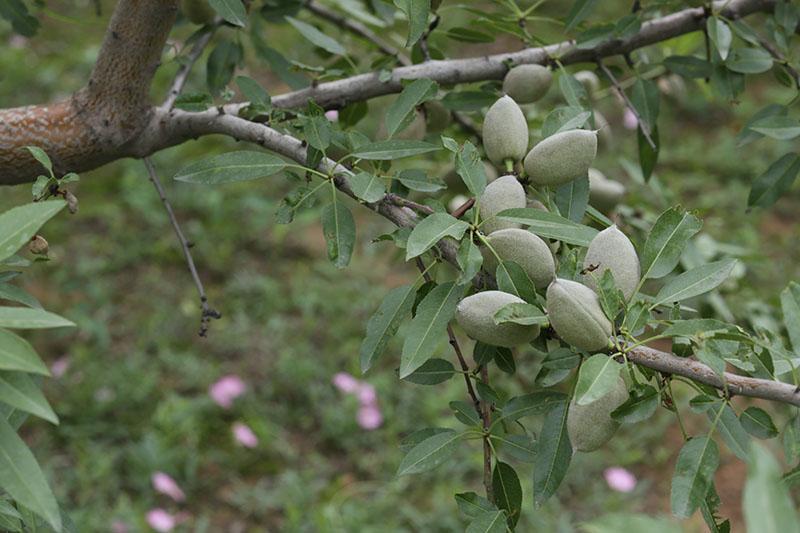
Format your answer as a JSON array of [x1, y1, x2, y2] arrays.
[[162, 20, 224, 109], [596, 59, 656, 150]]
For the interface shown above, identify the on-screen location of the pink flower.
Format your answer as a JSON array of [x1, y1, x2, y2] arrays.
[[325, 110, 339, 122], [145, 509, 176, 532], [604, 466, 637, 492], [357, 404, 383, 430], [208, 374, 246, 409], [232, 422, 259, 448], [623, 107, 638, 130], [356, 383, 377, 406], [332, 372, 360, 394], [50, 356, 70, 379], [151, 471, 186, 502]]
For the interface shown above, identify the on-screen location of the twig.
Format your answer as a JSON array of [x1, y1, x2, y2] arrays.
[[162, 21, 222, 109], [143, 157, 221, 336], [451, 198, 475, 219], [596, 60, 657, 150], [419, 15, 441, 63], [479, 364, 493, 503], [385, 193, 435, 215], [753, 33, 800, 89]]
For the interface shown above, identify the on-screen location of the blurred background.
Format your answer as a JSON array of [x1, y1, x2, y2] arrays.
[[1, 0, 799, 530]]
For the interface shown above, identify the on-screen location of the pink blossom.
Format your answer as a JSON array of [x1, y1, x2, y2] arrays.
[[356, 383, 377, 406], [208, 374, 247, 409], [145, 509, 176, 532], [325, 110, 339, 122], [357, 404, 383, 430], [232, 422, 259, 448], [332, 372, 360, 394], [50, 356, 70, 379], [151, 471, 186, 502], [604, 466, 637, 492], [623, 107, 638, 130]]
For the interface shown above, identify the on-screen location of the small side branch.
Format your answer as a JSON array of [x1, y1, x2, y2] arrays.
[[597, 60, 657, 150], [143, 157, 221, 336], [163, 21, 222, 109]]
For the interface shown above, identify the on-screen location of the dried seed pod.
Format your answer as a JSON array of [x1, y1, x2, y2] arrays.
[[28, 235, 49, 256], [478, 175, 526, 235], [482, 228, 555, 288], [182, 0, 215, 25], [455, 291, 541, 347], [502, 64, 552, 104], [482, 96, 529, 167], [524, 129, 597, 187], [588, 168, 625, 213], [568, 376, 628, 452], [583, 225, 640, 300], [546, 278, 612, 351], [65, 191, 79, 214]]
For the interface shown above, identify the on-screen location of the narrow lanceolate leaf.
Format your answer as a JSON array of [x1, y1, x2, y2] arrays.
[[174, 151, 286, 184], [286, 16, 346, 55], [0, 372, 57, 424], [493, 302, 547, 326], [748, 153, 800, 209], [352, 140, 439, 160], [498, 391, 567, 423], [466, 510, 507, 533], [397, 429, 461, 475], [670, 435, 720, 518], [651, 259, 736, 308], [396, 0, 430, 47], [780, 282, 800, 353], [707, 403, 751, 461], [0, 308, 73, 330], [0, 416, 60, 530], [0, 329, 48, 375], [749, 116, 800, 141], [360, 284, 417, 372], [565, 0, 599, 30], [707, 17, 732, 61], [575, 354, 622, 406], [641, 207, 703, 280], [491, 434, 536, 462], [0, 283, 41, 309], [455, 492, 498, 519], [611, 384, 659, 424], [405, 213, 469, 261], [725, 47, 773, 74], [638, 123, 659, 181], [399, 282, 467, 378], [456, 237, 483, 285], [321, 202, 356, 268], [385, 79, 438, 138], [402, 358, 454, 385], [497, 208, 598, 246], [555, 176, 590, 223], [492, 461, 522, 527], [533, 400, 572, 506], [0, 201, 65, 264], [744, 443, 800, 533], [208, 0, 247, 26], [495, 261, 537, 304], [455, 141, 487, 197], [348, 172, 386, 203], [740, 407, 778, 439]]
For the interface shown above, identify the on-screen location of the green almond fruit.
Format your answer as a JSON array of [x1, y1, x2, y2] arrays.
[[182, 0, 215, 25], [583, 225, 640, 300], [523, 129, 598, 187], [567, 376, 628, 452], [588, 168, 625, 213], [455, 291, 541, 347], [482, 228, 555, 288], [502, 64, 552, 104], [479, 175, 526, 234], [546, 278, 612, 351], [482, 96, 529, 167]]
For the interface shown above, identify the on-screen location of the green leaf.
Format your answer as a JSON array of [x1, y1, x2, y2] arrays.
[[450, 400, 481, 426], [555, 176, 589, 223], [661, 319, 735, 338], [395, 0, 430, 47], [744, 443, 800, 533], [495, 261, 537, 304], [749, 116, 800, 140], [497, 208, 598, 246], [352, 140, 438, 160], [402, 358, 454, 385], [286, 16, 346, 55], [399, 282, 466, 378], [663, 55, 712, 79], [0, 417, 60, 530], [638, 124, 659, 181], [630, 79, 660, 131], [641, 207, 703, 280], [397, 429, 461, 475], [748, 153, 800, 209], [651, 259, 737, 308], [575, 354, 622, 406], [400, 427, 450, 453], [707, 402, 751, 461], [466, 510, 507, 533], [385, 79, 438, 138], [302, 115, 332, 151], [565, 0, 598, 31], [348, 172, 386, 203], [0, 0, 39, 36], [206, 40, 242, 95], [0, 283, 41, 310], [457, 236, 483, 285], [0, 201, 65, 264], [611, 384, 659, 424], [0, 308, 73, 330], [0, 329, 48, 375], [781, 282, 800, 353], [455, 492, 497, 519], [360, 284, 416, 372], [541, 107, 592, 138], [173, 92, 213, 112], [671, 435, 720, 518], [533, 400, 572, 506], [558, 73, 588, 107], [726, 47, 773, 74], [492, 302, 547, 326], [492, 433, 536, 462], [321, 202, 356, 268], [492, 461, 522, 527], [235, 76, 270, 107], [208, 0, 246, 25], [707, 17, 732, 61], [740, 407, 778, 439], [405, 213, 469, 260], [23, 147, 53, 176], [250, 29, 308, 90], [0, 372, 57, 424], [174, 151, 286, 184], [737, 104, 787, 146], [455, 141, 487, 197], [397, 169, 446, 192]]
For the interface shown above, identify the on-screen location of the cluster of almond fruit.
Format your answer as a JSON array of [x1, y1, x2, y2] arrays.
[[454, 64, 638, 452]]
